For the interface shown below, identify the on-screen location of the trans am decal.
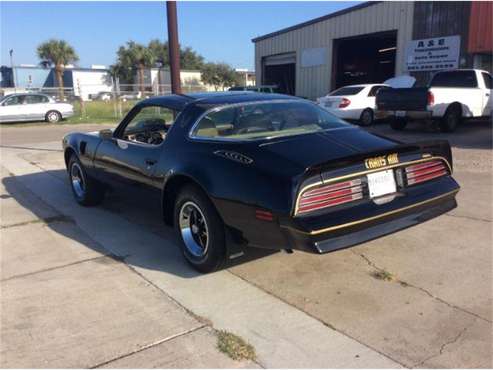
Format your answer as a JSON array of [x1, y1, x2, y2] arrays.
[[364, 153, 399, 169]]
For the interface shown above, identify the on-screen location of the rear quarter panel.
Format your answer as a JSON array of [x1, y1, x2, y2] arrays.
[[63, 132, 102, 174]]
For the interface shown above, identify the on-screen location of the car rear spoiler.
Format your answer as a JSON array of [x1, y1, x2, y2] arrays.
[[305, 140, 453, 177]]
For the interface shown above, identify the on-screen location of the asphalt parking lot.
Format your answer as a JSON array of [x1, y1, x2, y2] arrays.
[[1, 119, 492, 368]]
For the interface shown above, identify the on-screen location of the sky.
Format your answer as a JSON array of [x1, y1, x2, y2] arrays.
[[1, 1, 361, 70]]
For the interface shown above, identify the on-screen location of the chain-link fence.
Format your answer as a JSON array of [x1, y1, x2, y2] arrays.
[[11, 82, 210, 123]]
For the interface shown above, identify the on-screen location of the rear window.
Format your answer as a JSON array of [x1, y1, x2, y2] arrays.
[[191, 100, 348, 141], [329, 86, 365, 96], [430, 71, 478, 88], [482, 72, 492, 89], [368, 85, 389, 97]]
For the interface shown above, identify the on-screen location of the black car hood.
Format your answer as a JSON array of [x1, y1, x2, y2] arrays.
[[257, 127, 397, 171]]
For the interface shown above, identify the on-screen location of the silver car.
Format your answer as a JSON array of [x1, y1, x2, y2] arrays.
[[0, 93, 74, 123]]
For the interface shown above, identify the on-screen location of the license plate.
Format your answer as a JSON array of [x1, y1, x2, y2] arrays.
[[395, 110, 406, 117], [324, 102, 332, 108], [367, 170, 397, 198]]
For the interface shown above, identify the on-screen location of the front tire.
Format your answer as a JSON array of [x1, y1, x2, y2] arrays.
[[46, 110, 62, 123], [68, 155, 105, 206], [359, 108, 374, 126], [390, 117, 407, 130], [174, 185, 226, 273]]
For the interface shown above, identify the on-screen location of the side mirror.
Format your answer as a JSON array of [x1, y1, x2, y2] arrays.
[[99, 129, 113, 140]]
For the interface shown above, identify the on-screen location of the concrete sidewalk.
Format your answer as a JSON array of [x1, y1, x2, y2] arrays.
[[0, 142, 400, 368], [0, 165, 257, 369]]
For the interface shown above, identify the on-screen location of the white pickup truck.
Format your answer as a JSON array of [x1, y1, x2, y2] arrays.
[[376, 69, 492, 132]]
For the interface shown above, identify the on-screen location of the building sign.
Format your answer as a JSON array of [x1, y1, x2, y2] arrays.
[[405, 35, 461, 72], [301, 48, 327, 68]]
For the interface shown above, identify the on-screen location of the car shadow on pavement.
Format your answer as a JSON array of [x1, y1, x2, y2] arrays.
[[2, 171, 277, 279]]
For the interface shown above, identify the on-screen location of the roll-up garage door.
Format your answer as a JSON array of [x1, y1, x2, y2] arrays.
[[263, 53, 296, 95]]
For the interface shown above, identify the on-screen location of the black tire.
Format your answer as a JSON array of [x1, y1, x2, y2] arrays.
[[440, 105, 461, 132], [390, 117, 407, 131], [68, 155, 105, 206], [45, 110, 62, 123], [359, 108, 374, 126], [174, 185, 226, 273]]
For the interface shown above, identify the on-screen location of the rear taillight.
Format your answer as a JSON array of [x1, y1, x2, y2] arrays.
[[405, 160, 448, 186], [339, 98, 351, 108], [298, 179, 363, 215], [427, 91, 434, 106]]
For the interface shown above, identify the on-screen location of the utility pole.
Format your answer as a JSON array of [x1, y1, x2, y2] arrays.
[[9, 49, 18, 92], [166, 1, 182, 94]]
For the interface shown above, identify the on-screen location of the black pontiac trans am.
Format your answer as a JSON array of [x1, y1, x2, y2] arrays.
[[63, 92, 460, 272]]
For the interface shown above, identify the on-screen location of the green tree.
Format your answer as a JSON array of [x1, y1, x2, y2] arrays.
[[112, 40, 205, 88], [37, 39, 79, 100], [114, 41, 155, 93], [180, 46, 205, 70], [200, 62, 237, 91]]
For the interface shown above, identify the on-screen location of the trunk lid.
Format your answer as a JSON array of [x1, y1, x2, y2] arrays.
[[258, 127, 397, 171]]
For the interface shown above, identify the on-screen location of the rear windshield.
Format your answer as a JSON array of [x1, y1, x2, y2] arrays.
[[329, 86, 365, 96], [191, 100, 349, 141], [430, 71, 478, 88]]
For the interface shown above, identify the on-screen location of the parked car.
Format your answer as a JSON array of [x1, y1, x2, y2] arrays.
[[91, 92, 112, 101], [229, 85, 278, 93], [316, 84, 391, 126], [376, 69, 492, 132], [63, 92, 459, 272], [0, 93, 74, 123]]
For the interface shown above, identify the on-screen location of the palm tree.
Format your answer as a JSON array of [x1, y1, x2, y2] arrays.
[[37, 39, 79, 100], [117, 41, 155, 95]]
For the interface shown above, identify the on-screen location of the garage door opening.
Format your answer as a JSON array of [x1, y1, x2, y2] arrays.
[[333, 31, 397, 89], [262, 53, 296, 95]]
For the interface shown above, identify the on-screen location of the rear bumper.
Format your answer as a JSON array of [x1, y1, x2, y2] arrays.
[[389, 110, 432, 120], [279, 177, 459, 254], [62, 109, 75, 119], [321, 107, 362, 120]]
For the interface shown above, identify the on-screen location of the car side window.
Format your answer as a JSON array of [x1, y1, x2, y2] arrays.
[[25, 95, 47, 104], [120, 105, 177, 145], [3, 96, 23, 106], [482, 72, 492, 89]]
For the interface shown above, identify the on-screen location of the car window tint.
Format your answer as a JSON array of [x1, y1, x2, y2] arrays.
[[430, 71, 478, 88], [192, 101, 349, 141], [482, 72, 492, 89], [122, 105, 176, 144], [3, 95, 23, 106], [329, 87, 365, 96], [368, 85, 388, 97], [25, 95, 46, 104]]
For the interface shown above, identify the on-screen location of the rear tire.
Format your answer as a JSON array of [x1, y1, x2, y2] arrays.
[[45, 110, 61, 123], [359, 108, 374, 126], [440, 105, 461, 132], [390, 117, 407, 131], [174, 185, 226, 273], [68, 155, 105, 206]]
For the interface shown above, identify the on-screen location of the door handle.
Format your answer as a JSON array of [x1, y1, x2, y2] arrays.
[[145, 159, 157, 166]]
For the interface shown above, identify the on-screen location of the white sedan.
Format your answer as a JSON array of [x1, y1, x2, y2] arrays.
[[0, 93, 74, 123], [316, 84, 390, 126]]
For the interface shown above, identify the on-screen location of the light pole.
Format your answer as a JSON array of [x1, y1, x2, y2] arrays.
[[9, 49, 18, 92], [167, 1, 181, 94]]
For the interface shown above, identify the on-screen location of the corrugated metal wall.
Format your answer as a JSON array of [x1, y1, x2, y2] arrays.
[[468, 1, 492, 54], [254, 2, 414, 99], [412, 1, 472, 85]]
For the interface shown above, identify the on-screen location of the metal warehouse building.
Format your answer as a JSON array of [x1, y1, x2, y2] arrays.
[[252, 1, 492, 99]]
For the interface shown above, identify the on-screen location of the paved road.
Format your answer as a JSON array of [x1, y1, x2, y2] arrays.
[[1, 121, 491, 367]]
